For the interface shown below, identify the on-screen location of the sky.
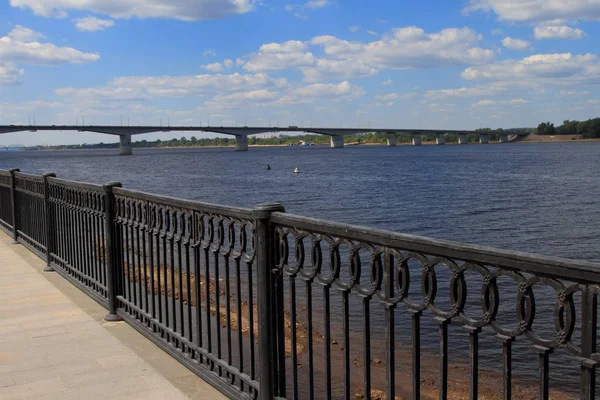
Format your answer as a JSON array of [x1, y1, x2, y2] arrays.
[[1, 0, 600, 145]]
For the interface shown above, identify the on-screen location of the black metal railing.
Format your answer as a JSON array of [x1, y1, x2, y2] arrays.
[[0, 168, 598, 400], [0, 169, 13, 233]]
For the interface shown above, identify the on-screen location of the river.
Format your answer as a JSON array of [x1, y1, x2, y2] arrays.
[[1, 142, 598, 397]]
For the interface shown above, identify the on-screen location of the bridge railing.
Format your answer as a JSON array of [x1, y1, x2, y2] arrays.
[[0, 168, 598, 400]]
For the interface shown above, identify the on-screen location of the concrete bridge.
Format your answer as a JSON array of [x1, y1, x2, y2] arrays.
[[0, 125, 529, 155]]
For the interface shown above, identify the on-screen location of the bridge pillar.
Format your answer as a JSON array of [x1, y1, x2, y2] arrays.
[[499, 134, 509, 143], [458, 134, 468, 145], [235, 135, 248, 151], [479, 134, 489, 144], [436, 134, 446, 145], [386, 134, 397, 147], [412, 136, 422, 146], [119, 134, 132, 156], [330, 135, 344, 148]]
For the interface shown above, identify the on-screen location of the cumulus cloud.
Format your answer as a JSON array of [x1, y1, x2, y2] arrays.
[[9, 0, 254, 20], [472, 98, 530, 107], [71, 72, 289, 99], [72, 16, 115, 32], [380, 79, 393, 85], [203, 49, 216, 56], [243, 40, 314, 72], [0, 61, 24, 85], [55, 87, 152, 101], [0, 35, 99, 65], [349, 25, 360, 32], [501, 37, 532, 50], [464, 0, 600, 22], [375, 93, 398, 101], [424, 85, 507, 99], [292, 80, 364, 100], [461, 53, 599, 84], [202, 62, 224, 72], [299, 59, 377, 82], [7, 25, 45, 41], [534, 26, 586, 40], [311, 26, 494, 70], [559, 90, 591, 96]]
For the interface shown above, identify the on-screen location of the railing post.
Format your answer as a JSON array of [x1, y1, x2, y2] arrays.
[[580, 284, 597, 400], [103, 182, 122, 322], [8, 168, 19, 244], [254, 202, 285, 400], [42, 173, 56, 272]]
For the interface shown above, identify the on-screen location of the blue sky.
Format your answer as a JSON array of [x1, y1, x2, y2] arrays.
[[1, 0, 600, 145]]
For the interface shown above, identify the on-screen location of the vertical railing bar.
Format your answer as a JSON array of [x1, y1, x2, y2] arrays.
[[42, 173, 56, 272], [178, 228, 185, 348], [103, 182, 122, 321], [235, 257, 244, 393], [467, 327, 481, 400], [290, 275, 298, 400], [384, 250, 395, 400], [185, 241, 193, 354], [254, 203, 285, 400], [436, 317, 449, 400], [225, 256, 233, 369], [306, 279, 315, 400], [136, 207, 144, 320], [411, 311, 422, 400], [363, 297, 372, 400], [500, 335, 514, 400], [581, 284, 598, 400], [194, 241, 204, 364], [343, 289, 351, 400], [324, 284, 332, 400], [10, 168, 20, 243], [214, 234, 222, 376], [534, 345, 552, 400]]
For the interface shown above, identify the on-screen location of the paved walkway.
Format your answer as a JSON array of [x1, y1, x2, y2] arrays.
[[0, 231, 225, 400]]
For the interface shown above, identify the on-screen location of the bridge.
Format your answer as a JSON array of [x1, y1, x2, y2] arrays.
[[0, 125, 529, 155]]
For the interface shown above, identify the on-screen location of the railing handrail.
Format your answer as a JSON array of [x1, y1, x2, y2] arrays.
[[112, 187, 255, 220], [14, 171, 45, 180], [48, 176, 104, 192], [271, 211, 600, 283]]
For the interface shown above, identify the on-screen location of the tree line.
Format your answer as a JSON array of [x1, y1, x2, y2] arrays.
[[537, 118, 600, 138]]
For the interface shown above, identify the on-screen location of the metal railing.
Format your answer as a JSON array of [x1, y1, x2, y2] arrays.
[[0, 168, 598, 400]]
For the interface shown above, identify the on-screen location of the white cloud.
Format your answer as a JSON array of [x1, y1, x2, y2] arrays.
[[349, 25, 360, 32], [375, 93, 398, 101], [461, 53, 600, 85], [304, 0, 332, 9], [311, 27, 495, 70], [203, 49, 216, 56], [9, 0, 255, 20], [202, 62, 224, 72], [425, 85, 506, 99], [534, 26, 586, 40], [501, 37, 532, 50], [97, 72, 289, 98], [204, 89, 279, 107], [7, 25, 45, 42], [367, 30, 378, 36], [559, 90, 591, 96], [299, 58, 377, 82], [0, 61, 24, 85], [72, 16, 114, 32], [472, 98, 530, 107], [243, 40, 314, 72], [465, 0, 600, 22], [380, 79, 393, 85], [491, 29, 503, 36], [55, 87, 151, 101], [0, 35, 99, 65], [292, 81, 363, 100], [223, 59, 234, 69]]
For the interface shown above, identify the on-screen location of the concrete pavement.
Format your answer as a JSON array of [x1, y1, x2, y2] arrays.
[[0, 230, 226, 400]]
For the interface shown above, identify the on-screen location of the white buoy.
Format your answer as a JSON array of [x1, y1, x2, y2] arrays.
[[294, 167, 299, 174]]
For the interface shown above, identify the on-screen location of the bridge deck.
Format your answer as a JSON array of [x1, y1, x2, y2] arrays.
[[0, 230, 225, 400]]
